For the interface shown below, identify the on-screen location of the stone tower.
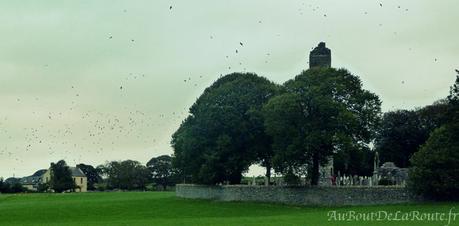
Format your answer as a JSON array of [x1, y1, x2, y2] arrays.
[[309, 42, 331, 68]]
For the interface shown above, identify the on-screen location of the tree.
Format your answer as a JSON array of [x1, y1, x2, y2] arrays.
[[333, 145, 374, 176], [409, 72, 459, 200], [409, 122, 459, 200], [0, 178, 6, 193], [172, 73, 278, 184], [0, 178, 25, 193], [448, 69, 459, 105], [375, 110, 428, 168], [263, 68, 381, 185], [447, 69, 459, 121], [100, 160, 150, 190], [417, 99, 450, 131], [147, 155, 175, 190], [76, 164, 102, 190], [376, 71, 455, 169], [49, 160, 75, 193]]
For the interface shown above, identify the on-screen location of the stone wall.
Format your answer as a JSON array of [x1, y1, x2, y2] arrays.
[[176, 184, 421, 206]]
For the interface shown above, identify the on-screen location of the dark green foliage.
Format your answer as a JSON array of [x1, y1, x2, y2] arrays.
[[333, 145, 374, 176], [263, 68, 381, 185], [0, 178, 25, 193], [172, 73, 278, 184], [408, 73, 459, 200], [447, 70, 459, 121], [448, 70, 459, 105], [50, 160, 75, 193], [376, 73, 453, 168], [378, 178, 395, 186], [417, 100, 450, 133], [37, 183, 49, 192], [147, 155, 176, 190], [10, 182, 26, 193], [283, 170, 301, 186], [77, 163, 102, 190], [409, 122, 459, 200], [375, 110, 428, 168], [100, 160, 150, 190]]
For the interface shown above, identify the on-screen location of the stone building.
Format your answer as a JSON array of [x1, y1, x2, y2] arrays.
[[373, 162, 409, 186], [18, 166, 88, 192], [19, 169, 47, 191], [42, 167, 88, 192], [309, 42, 331, 68]]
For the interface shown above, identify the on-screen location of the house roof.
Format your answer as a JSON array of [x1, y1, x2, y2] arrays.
[[70, 167, 86, 177], [32, 169, 47, 177], [17, 166, 86, 186], [5, 177, 20, 184], [20, 176, 42, 185]]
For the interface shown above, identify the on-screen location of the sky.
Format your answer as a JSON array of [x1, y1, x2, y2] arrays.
[[0, 0, 458, 178]]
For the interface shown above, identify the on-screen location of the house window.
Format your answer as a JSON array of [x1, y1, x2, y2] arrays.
[[80, 178, 83, 184]]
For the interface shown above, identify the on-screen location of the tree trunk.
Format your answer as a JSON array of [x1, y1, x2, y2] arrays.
[[311, 152, 320, 186]]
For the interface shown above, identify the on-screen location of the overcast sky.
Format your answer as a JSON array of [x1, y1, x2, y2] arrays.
[[0, 0, 457, 178]]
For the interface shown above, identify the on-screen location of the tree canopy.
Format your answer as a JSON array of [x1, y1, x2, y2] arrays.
[[374, 110, 427, 168], [147, 155, 176, 190], [409, 122, 459, 200], [50, 160, 74, 193], [172, 73, 278, 184], [99, 160, 150, 190], [376, 71, 455, 168], [263, 67, 381, 185]]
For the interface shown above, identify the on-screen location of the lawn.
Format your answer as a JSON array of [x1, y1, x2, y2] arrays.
[[0, 192, 457, 226]]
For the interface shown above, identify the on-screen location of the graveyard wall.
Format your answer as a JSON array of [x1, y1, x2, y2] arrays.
[[176, 184, 421, 206]]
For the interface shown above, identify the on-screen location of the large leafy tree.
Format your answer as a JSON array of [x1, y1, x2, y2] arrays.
[[172, 73, 278, 184], [76, 163, 102, 190], [409, 70, 459, 200], [376, 77, 452, 169], [447, 69, 459, 119], [50, 160, 74, 193], [263, 68, 381, 185], [417, 99, 450, 133], [147, 155, 175, 190], [100, 160, 150, 190], [409, 122, 459, 200], [374, 110, 427, 168]]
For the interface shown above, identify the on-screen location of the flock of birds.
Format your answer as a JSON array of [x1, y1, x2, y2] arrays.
[[0, 2, 442, 176]]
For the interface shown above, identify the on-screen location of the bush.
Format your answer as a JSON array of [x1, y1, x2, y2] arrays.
[[409, 122, 459, 200], [37, 183, 49, 192], [283, 170, 300, 186], [378, 178, 395, 186]]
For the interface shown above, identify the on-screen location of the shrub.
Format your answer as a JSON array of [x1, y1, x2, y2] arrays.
[[409, 122, 459, 200]]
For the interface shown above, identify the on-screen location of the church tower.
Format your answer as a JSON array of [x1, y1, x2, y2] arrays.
[[309, 42, 331, 68]]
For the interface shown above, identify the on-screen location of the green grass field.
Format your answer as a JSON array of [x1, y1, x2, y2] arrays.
[[0, 192, 457, 226]]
